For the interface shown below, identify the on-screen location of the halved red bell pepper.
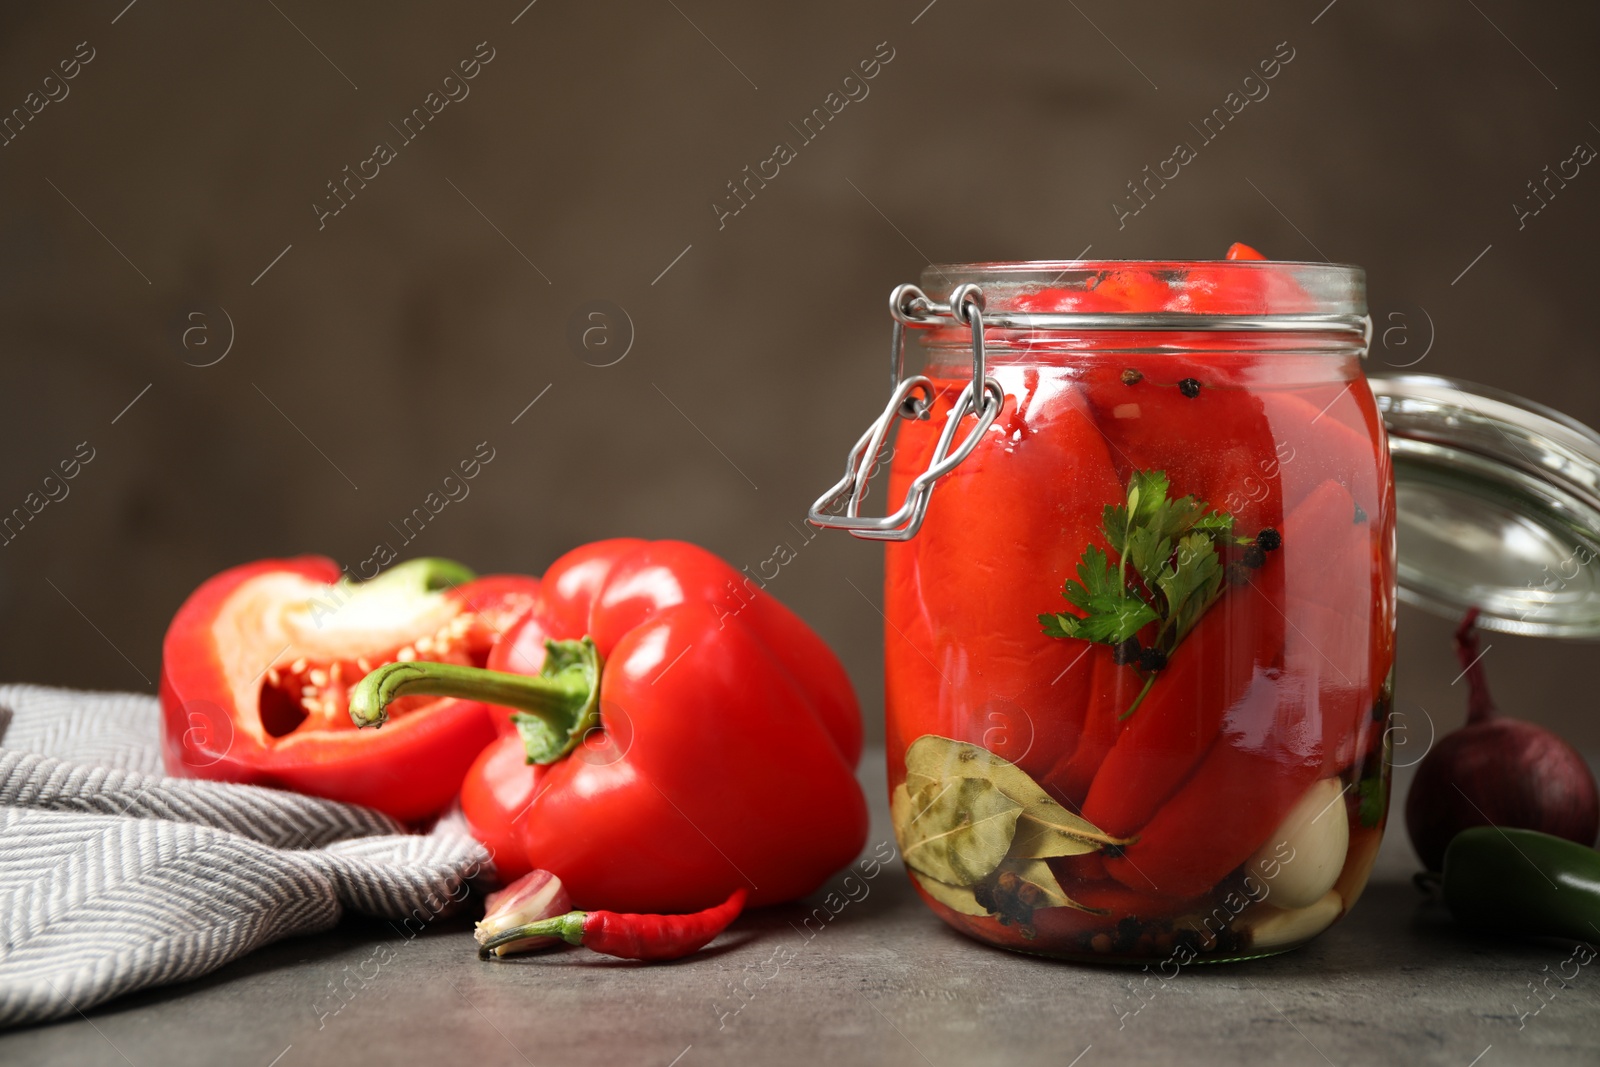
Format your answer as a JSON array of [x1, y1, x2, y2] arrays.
[[160, 556, 539, 822], [350, 539, 868, 914]]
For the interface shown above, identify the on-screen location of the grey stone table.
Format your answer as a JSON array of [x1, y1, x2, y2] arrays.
[[4, 753, 1597, 1067]]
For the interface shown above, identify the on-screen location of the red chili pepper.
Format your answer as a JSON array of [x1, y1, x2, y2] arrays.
[[480, 888, 747, 962], [160, 556, 539, 821], [353, 539, 867, 913]]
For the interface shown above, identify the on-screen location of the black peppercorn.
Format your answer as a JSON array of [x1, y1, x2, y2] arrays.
[[1257, 527, 1282, 552], [1138, 646, 1168, 672], [1178, 378, 1202, 398], [1242, 544, 1267, 569]]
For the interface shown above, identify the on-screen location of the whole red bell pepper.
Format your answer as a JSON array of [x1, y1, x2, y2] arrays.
[[160, 556, 539, 822], [349, 539, 868, 914]]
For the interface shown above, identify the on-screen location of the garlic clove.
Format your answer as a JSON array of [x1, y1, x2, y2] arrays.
[[1253, 777, 1350, 910], [475, 869, 572, 957], [1244, 889, 1343, 951]]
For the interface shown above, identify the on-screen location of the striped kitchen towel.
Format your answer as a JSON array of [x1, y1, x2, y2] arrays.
[[0, 684, 490, 1029]]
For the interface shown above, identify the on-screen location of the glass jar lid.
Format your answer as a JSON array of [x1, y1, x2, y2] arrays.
[[1372, 373, 1600, 637]]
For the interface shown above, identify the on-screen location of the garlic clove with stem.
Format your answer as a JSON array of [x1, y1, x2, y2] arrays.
[[474, 869, 572, 958]]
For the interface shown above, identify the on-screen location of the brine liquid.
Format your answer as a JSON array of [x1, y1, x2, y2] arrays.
[[884, 353, 1396, 962]]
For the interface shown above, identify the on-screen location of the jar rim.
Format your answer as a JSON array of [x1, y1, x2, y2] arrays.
[[926, 258, 1364, 273], [916, 260, 1367, 322]]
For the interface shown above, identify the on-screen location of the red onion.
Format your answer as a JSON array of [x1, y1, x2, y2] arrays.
[[1405, 609, 1599, 871]]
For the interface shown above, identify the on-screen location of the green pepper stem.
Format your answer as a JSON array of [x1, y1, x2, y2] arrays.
[[480, 909, 588, 955], [348, 661, 580, 725], [363, 556, 477, 594], [1118, 674, 1158, 721], [348, 637, 602, 764]]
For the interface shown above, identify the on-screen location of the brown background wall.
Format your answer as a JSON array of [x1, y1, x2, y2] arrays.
[[1, 1, 1597, 752]]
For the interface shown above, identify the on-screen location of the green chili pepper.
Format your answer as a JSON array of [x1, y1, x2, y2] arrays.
[[1441, 826, 1600, 941]]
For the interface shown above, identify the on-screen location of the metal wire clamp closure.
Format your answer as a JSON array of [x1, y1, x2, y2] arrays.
[[808, 283, 1004, 541]]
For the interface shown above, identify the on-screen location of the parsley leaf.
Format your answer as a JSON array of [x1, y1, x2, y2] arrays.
[[1357, 776, 1387, 828], [1043, 546, 1159, 643], [1157, 531, 1224, 643], [1041, 468, 1258, 718]]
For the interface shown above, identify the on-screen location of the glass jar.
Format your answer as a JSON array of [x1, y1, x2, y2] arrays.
[[816, 259, 1394, 962], [814, 259, 1600, 963]]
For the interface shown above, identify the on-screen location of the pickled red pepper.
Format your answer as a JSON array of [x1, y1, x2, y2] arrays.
[[881, 245, 1392, 955], [884, 375, 1125, 784], [1100, 480, 1367, 897]]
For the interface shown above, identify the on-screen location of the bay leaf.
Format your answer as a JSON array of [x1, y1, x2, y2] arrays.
[[992, 857, 1110, 917], [906, 735, 1046, 806], [909, 870, 990, 917], [997, 858, 1073, 909], [897, 777, 1021, 886], [904, 734, 1131, 854], [1010, 800, 1128, 857], [889, 782, 916, 845]]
